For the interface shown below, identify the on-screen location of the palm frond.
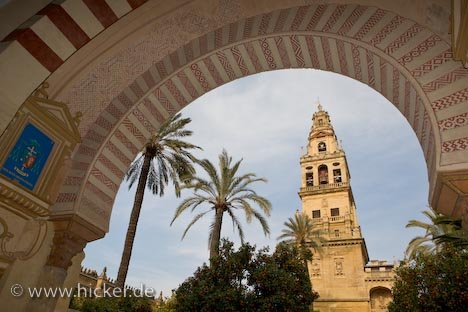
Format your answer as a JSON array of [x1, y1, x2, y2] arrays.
[[126, 155, 144, 189], [173, 149, 271, 258], [181, 210, 212, 240], [278, 213, 323, 254], [171, 196, 210, 224], [251, 209, 270, 236], [226, 208, 245, 244], [405, 207, 467, 259]]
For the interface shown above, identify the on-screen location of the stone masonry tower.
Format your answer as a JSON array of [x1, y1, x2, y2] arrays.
[[299, 102, 376, 311]]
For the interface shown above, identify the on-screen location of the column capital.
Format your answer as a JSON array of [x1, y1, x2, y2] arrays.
[[47, 230, 86, 269], [46, 215, 104, 269]]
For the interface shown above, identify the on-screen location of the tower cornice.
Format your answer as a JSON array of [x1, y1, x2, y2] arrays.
[[298, 182, 350, 198], [300, 151, 346, 163]]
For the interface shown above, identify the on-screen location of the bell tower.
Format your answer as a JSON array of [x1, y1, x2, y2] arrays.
[[300, 102, 371, 312]]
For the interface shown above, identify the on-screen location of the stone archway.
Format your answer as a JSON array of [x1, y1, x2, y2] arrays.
[[370, 286, 392, 312], [47, 2, 468, 238], [0, 1, 468, 311], [1, 1, 467, 237]]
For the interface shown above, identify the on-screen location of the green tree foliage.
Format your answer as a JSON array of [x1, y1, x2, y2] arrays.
[[73, 296, 153, 312], [174, 240, 318, 311], [171, 150, 271, 260], [388, 246, 468, 312], [116, 113, 200, 287]]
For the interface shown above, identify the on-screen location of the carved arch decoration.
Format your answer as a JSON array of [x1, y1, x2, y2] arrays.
[[0, 1, 467, 238]]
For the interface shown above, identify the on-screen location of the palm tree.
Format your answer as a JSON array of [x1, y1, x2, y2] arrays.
[[431, 216, 468, 248], [405, 207, 466, 259], [115, 113, 200, 288], [278, 212, 322, 250], [278, 211, 323, 311], [171, 150, 272, 260], [278, 212, 323, 269]]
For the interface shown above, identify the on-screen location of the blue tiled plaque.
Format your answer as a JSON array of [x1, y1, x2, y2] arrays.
[[1, 123, 54, 191]]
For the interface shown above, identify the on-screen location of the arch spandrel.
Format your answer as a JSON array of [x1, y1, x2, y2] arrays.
[[0, 1, 467, 238]]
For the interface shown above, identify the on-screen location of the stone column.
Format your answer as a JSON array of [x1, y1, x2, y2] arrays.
[[54, 251, 85, 312], [25, 230, 86, 312]]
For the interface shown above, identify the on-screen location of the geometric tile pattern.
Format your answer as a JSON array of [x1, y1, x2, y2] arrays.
[[2, 3, 468, 231]]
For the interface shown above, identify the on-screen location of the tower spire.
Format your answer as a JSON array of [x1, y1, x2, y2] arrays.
[[316, 97, 323, 112], [307, 100, 335, 153]]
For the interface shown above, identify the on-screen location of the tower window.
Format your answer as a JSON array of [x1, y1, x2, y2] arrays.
[[305, 172, 314, 186], [333, 169, 342, 183], [331, 208, 340, 217], [312, 210, 321, 219], [334, 229, 340, 237], [318, 119, 323, 126], [318, 142, 326, 152], [318, 165, 329, 184]]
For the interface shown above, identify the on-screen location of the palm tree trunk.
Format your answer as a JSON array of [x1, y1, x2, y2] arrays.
[[209, 207, 224, 260], [300, 244, 311, 279], [116, 153, 152, 288]]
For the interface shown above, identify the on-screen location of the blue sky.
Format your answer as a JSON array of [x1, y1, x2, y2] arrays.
[[83, 69, 428, 295]]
